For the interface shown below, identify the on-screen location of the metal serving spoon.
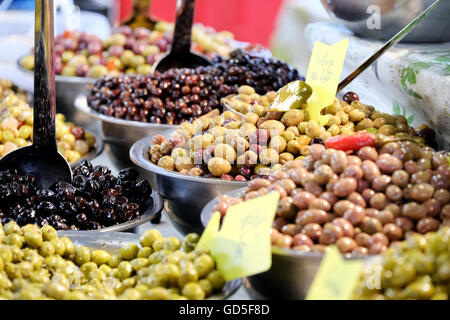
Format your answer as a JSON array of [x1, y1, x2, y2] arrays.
[[121, 0, 159, 30], [0, 0, 72, 187], [337, 0, 446, 93], [152, 0, 211, 73]]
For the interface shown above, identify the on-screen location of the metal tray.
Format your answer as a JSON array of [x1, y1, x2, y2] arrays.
[[57, 230, 242, 300]]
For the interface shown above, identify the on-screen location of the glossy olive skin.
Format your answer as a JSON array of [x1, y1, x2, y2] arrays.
[[0, 223, 225, 300]]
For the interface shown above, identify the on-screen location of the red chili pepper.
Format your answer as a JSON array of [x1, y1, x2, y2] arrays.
[[325, 131, 376, 151]]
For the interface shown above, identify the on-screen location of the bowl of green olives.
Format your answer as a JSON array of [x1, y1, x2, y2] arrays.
[[75, 94, 175, 165], [0, 221, 241, 300], [130, 132, 246, 235]]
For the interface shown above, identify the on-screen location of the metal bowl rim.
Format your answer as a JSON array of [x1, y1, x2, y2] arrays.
[[17, 55, 96, 84], [201, 187, 372, 260], [130, 135, 248, 186], [75, 94, 176, 130]]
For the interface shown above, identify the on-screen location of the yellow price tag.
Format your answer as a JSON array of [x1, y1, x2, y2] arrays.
[[305, 39, 349, 126], [196, 211, 221, 251], [197, 192, 280, 281], [306, 246, 363, 300]]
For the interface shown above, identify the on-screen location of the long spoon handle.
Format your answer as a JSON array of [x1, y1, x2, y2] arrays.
[[33, 0, 57, 150], [337, 0, 446, 93], [171, 0, 196, 54]]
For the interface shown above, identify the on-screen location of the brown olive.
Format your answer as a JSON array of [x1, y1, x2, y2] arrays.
[[347, 155, 362, 166], [292, 245, 312, 252], [273, 217, 288, 231], [321, 148, 336, 165], [267, 183, 288, 199], [333, 177, 357, 198], [333, 200, 355, 217], [411, 170, 432, 184], [422, 198, 441, 217], [292, 234, 314, 247], [343, 205, 366, 226], [309, 144, 325, 161], [369, 193, 387, 210], [330, 150, 348, 174], [279, 179, 296, 195], [301, 223, 322, 241], [361, 188, 375, 202], [319, 223, 343, 245], [385, 203, 401, 217], [357, 147, 378, 161], [336, 237, 357, 254], [394, 217, 414, 232], [314, 165, 333, 185], [332, 218, 354, 238], [410, 183, 435, 202], [377, 210, 394, 224], [371, 232, 389, 246], [272, 234, 293, 249], [433, 189, 449, 204], [376, 154, 403, 174], [371, 175, 391, 192], [309, 198, 331, 211], [362, 160, 380, 182], [295, 209, 328, 226], [312, 245, 329, 254], [385, 185, 402, 201], [355, 232, 372, 248], [440, 204, 450, 220], [416, 217, 440, 234], [402, 202, 426, 220], [292, 191, 316, 210], [347, 192, 366, 208], [304, 181, 323, 197], [383, 223, 403, 241], [247, 178, 271, 191], [391, 170, 409, 187], [343, 165, 363, 180], [369, 242, 387, 255], [360, 217, 383, 235], [276, 197, 297, 220], [281, 224, 300, 237], [320, 191, 338, 207]]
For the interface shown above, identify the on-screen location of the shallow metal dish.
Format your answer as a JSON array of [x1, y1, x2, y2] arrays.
[[130, 132, 246, 235], [97, 190, 163, 233], [75, 94, 175, 165], [57, 230, 241, 300], [201, 188, 372, 300], [17, 56, 99, 131], [321, 0, 450, 43]]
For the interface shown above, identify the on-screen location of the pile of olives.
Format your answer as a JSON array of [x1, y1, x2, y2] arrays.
[[20, 22, 235, 78], [0, 80, 95, 162], [0, 222, 225, 300], [354, 227, 449, 300]]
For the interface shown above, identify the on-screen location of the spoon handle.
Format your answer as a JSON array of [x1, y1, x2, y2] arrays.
[[337, 0, 446, 93], [33, 0, 57, 150], [171, 0, 196, 54]]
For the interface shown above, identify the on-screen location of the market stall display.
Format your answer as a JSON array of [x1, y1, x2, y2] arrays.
[[0, 224, 240, 300], [0, 161, 161, 231]]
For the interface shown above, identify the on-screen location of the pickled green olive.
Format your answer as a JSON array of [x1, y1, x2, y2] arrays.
[[117, 261, 133, 280], [194, 255, 215, 278], [206, 270, 225, 290], [74, 246, 91, 266], [270, 80, 312, 112], [24, 231, 43, 249], [182, 282, 205, 300], [91, 250, 111, 266], [139, 230, 163, 248], [41, 225, 58, 241], [120, 243, 139, 260]]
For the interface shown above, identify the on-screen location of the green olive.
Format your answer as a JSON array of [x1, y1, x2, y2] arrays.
[[130, 258, 150, 271], [41, 226, 58, 241], [117, 261, 133, 280], [51, 238, 66, 256], [137, 247, 153, 258], [144, 287, 169, 300], [206, 270, 225, 290], [163, 237, 181, 251], [5, 233, 23, 248], [91, 250, 111, 266], [108, 255, 122, 268], [24, 231, 43, 249], [3, 221, 21, 235], [139, 230, 162, 248], [74, 246, 91, 266], [182, 282, 205, 300], [198, 279, 213, 297], [194, 255, 215, 278]]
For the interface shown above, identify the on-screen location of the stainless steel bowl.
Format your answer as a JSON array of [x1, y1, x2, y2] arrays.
[[17, 57, 99, 132], [201, 188, 372, 300], [130, 133, 247, 235], [321, 0, 450, 43], [75, 94, 175, 165], [57, 230, 242, 299]]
